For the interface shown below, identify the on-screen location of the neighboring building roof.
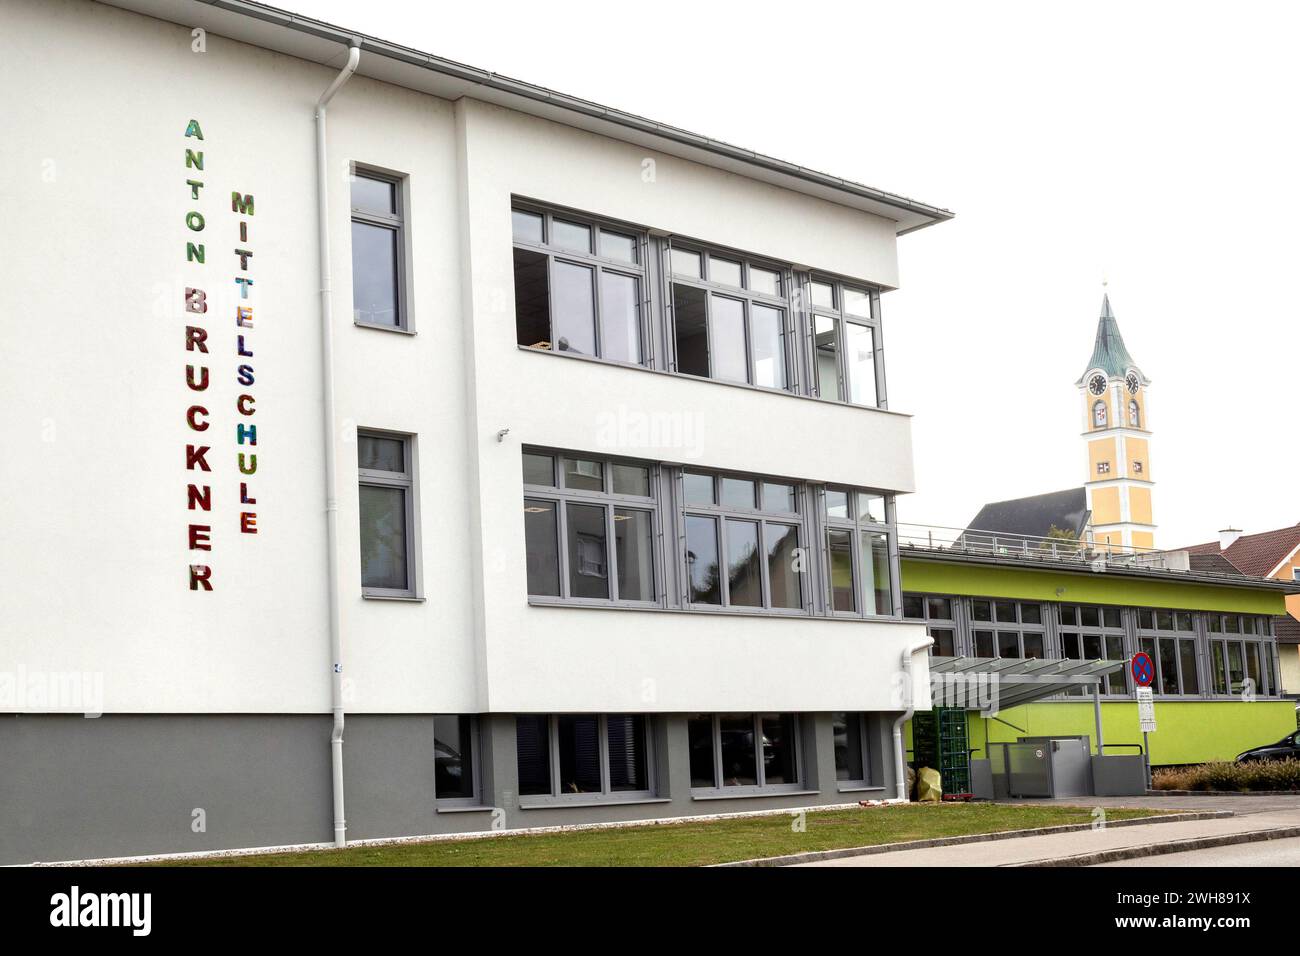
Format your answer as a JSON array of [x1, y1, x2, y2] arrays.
[[101, 0, 953, 235], [1275, 615, 1300, 646], [964, 488, 1090, 541], [1181, 524, 1300, 578], [1077, 293, 1143, 383], [1188, 552, 1243, 576]]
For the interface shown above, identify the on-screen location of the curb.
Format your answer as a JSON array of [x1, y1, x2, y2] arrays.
[[1147, 789, 1300, 797], [1011, 825, 1300, 867], [715, 811, 1232, 867]]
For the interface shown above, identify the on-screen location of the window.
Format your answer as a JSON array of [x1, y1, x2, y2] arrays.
[[1136, 608, 1199, 696], [1128, 399, 1141, 427], [1097, 461, 1111, 475], [1093, 400, 1107, 427], [669, 245, 790, 390], [1058, 604, 1127, 695], [1133, 460, 1144, 474], [1206, 614, 1276, 697], [808, 278, 881, 407], [513, 206, 647, 364], [515, 714, 653, 802], [522, 450, 657, 604], [357, 431, 416, 597], [902, 593, 957, 656], [681, 471, 805, 612], [434, 715, 480, 805], [688, 713, 801, 793], [351, 170, 406, 329], [823, 487, 894, 616], [832, 712, 875, 786]]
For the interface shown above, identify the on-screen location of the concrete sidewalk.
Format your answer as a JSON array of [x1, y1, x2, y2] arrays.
[[797, 799, 1300, 867]]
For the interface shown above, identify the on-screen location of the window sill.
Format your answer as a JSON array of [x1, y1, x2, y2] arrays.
[[515, 345, 910, 419], [836, 784, 886, 794], [526, 598, 910, 625], [362, 593, 426, 602], [691, 789, 819, 802], [518, 797, 672, 811], [436, 804, 494, 814], [355, 321, 417, 336]]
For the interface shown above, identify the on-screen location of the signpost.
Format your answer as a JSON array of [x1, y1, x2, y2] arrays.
[[1131, 653, 1156, 789]]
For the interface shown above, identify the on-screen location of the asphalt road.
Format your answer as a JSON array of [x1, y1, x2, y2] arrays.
[[1096, 835, 1300, 866]]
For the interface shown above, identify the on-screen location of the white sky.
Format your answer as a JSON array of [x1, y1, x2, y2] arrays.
[[294, 0, 1300, 548]]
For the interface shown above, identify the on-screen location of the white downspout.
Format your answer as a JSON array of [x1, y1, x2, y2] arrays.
[[892, 637, 934, 802], [316, 39, 360, 849]]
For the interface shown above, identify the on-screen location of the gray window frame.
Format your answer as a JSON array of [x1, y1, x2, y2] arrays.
[[1135, 608, 1201, 698], [820, 486, 897, 619], [350, 167, 409, 332], [433, 714, 483, 808], [902, 592, 960, 656], [832, 710, 876, 789], [666, 242, 796, 392], [806, 276, 886, 409], [517, 713, 657, 806], [512, 203, 651, 366], [357, 429, 419, 599], [677, 470, 810, 615], [1206, 613, 1277, 697], [969, 598, 1050, 662], [1056, 603, 1128, 696], [688, 712, 804, 797], [522, 449, 662, 608]]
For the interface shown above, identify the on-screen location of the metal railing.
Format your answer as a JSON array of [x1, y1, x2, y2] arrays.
[[896, 522, 1230, 578]]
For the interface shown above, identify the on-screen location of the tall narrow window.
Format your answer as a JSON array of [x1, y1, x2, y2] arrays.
[[522, 449, 657, 604], [1093, 400, 1107, 427], [833, 712, 872, 785], [357, 432, 415, 596], [513, 206, 647, 364], [351, 171, 406, 329], [434, 716, 479, 804], [670, 246, 791, 390], [823, 486, 896, 617], [1128, 399, 1140, 427], [810, 280, 882, 407]]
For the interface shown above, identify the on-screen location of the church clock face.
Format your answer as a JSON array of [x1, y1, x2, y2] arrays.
[[1126, 372, 1140, 394], [1088, 374, 1107, 396]]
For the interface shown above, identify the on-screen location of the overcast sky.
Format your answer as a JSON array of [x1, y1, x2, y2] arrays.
[[296, 0, 1300, 548]]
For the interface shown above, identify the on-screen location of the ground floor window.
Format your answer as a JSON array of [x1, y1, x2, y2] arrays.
[[434, 715, 479, 804], [516, 714, 653, 801], [832, 711, 874, 786], [687, 713, 801, 793]]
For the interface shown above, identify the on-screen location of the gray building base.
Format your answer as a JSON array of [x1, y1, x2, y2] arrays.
[[0, 711, 900, 865]]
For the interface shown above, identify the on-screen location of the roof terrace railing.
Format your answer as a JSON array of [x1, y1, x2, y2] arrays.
[[896, 522, 1206, 575]]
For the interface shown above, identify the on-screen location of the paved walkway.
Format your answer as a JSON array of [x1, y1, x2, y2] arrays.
[[797, 796, 1300, 867], [1098, 835, 1300, 866]]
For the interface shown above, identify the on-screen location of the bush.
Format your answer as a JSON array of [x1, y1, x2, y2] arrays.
[[1153, 759, 1300, 792]]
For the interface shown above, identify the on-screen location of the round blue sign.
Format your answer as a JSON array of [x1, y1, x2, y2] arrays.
[[1131, 651, 1154, 687]]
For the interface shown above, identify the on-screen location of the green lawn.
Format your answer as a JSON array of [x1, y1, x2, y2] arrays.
[[167, 803, 1162, 867]]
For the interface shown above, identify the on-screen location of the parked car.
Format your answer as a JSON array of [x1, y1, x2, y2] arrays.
[[1235, 731, 1300, 763]]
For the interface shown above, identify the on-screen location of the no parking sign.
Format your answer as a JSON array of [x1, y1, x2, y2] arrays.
[[1132, 652, 1157, 733]]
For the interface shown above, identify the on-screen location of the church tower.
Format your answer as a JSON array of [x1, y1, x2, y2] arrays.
[[1077, 293, 1154, 551]]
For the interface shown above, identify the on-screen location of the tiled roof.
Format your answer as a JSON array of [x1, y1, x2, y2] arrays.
[[1180, 524, 1300, 578], [965, 488, 1090, 540], [1275, 615, 1300, 646], [1188, 553, 1244, 576]]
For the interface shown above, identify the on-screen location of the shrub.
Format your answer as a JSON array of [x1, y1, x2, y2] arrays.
[[1152, 759, 1300, 792]]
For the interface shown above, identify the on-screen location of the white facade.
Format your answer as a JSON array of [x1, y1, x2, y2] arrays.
[[0, 0, 950, 858]]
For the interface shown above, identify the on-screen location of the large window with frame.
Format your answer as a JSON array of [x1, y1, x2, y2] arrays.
[[687, 713, 801, 793], [668, 244, 792, 390], [901, 593, 958, 656], [357, 431, 417, 597], [1136, 609, 1199, 696], [433, 715, 480, 805], [822, 487, 894, 617], [1057, 604, 1127, 695], [808, 278, 881, 407], [969, 599, 1048, 660], [522, 450, 657, 604], [1207, 614, 1277, 697], [515, 714, 653, 802], [351, 170, 407, 329], [681, 471, 806, 612], [512, 206, 648, 364]]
